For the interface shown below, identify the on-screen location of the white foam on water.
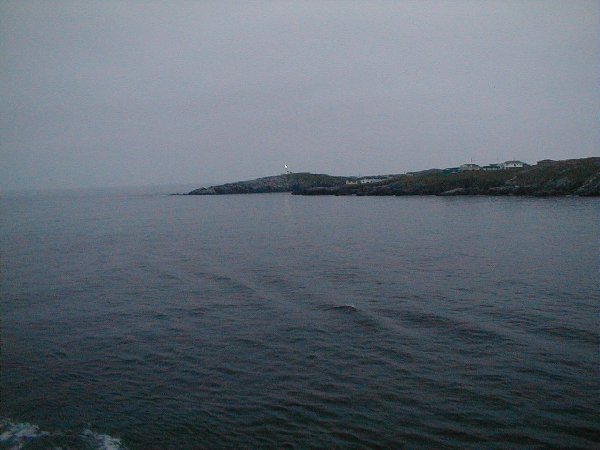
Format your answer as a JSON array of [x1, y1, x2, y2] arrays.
[[0, 418, 49, 449], [82, 429, 126, 450], [0, 418, 126, 450]]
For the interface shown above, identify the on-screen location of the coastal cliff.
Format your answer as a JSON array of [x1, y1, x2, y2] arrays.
[[188, 158, 600, 197]]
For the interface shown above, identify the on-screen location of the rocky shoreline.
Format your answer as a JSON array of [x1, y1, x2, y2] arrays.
[[188, 157, 600, 197]]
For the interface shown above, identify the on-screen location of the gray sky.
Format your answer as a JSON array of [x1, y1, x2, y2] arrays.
[[1, 1, 598, 190]]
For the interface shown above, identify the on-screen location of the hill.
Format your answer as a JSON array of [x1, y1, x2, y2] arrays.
[[187, 158, 600, 197], [295, 158, 600, 197]]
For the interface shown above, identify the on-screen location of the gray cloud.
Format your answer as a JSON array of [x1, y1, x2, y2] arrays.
[[1, 0, 598, 190]]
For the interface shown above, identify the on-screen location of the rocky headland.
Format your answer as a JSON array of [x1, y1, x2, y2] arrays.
[[188, 157, 600, 197], [188, 172, 349, 195]]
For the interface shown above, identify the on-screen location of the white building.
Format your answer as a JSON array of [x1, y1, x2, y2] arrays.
[[460, 163, 481, 171], [501, 160, 526, 169], [359, 177, 387, 184]]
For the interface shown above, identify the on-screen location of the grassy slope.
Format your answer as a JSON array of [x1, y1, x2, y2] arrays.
[[383, 158, 600, 195]]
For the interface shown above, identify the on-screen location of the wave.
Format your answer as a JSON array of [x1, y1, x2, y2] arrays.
[[320, 304, 358, 313], [318, 304, 386, 332], [0, 418, 126, 450], [0, 419, 48, 449], [81, 429, 125, 450]]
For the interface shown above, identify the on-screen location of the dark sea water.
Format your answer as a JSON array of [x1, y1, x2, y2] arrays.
[[1, 188, 598, 449]]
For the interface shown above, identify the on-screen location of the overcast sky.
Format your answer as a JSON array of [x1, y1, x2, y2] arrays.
[[1, 1, 598, 190]]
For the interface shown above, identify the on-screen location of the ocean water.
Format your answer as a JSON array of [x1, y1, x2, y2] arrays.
[[1, 188, 598, 449]]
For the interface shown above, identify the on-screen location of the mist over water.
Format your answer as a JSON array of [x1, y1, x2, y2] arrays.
[[1, 189, 598, 449]]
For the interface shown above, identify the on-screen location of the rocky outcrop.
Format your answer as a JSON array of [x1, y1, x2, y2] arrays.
[[188, 172, 349, 195], [575, 173, 600, 196]]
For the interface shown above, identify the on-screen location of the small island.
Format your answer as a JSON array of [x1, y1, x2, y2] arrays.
[[188, 157, 600, 197]]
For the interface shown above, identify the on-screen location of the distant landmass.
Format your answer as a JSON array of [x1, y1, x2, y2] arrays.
[[188, 157, 600, 197], [188, 173, 349, 195]]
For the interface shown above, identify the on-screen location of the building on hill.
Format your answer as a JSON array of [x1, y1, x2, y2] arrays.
[[482, 164, 501, 171], [501, 160, 526, 169], [359, 177, 387, 184], [443, 167, 461, 174], [460, 163, 481, 171]]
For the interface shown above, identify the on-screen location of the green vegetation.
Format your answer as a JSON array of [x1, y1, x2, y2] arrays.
[[390, 170, 516, 194], [297, 158, 600, 197]]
